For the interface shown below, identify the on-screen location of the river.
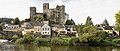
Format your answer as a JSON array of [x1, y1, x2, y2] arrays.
[[0, 43, 120, 51]]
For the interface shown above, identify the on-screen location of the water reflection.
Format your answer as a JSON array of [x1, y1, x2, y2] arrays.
[[0, 43, 120, 51]]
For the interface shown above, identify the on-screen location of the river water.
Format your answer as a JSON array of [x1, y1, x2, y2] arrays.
[[0, 43, 120, 51]]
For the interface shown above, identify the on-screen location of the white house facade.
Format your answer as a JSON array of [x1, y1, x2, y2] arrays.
[[41, 24, 51, 37]]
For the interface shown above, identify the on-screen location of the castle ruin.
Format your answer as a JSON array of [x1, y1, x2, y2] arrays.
[[30, 3, 69, 25]]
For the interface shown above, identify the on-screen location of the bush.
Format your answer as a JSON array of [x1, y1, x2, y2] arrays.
[[0, 35, 5, 39], [51, 38, 79, 46], [12, 34, 19, 42], [112, 38, 120, 44], [34, 37, 51, 45], [15, 38, 24, 44], [15, 34, 34, 44], [51, 38, 65, 45], [62, 38, 71, 45], [69, 38, 80, 46]]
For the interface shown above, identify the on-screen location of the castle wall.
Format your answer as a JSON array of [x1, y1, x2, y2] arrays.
[[30, 3, 69, 25]]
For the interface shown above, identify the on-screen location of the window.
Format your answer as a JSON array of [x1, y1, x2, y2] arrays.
[[43, 28, 44, 30], [48, 28, 49, 30], [11, 26, 13, 28], [45, 32, 47, 34], [67, 29, 70, 31], [45, 28, 47, 30]]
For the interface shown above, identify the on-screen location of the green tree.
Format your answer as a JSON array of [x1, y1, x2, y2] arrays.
[[65, 19, 75, 25], [43, 14, 48, 21], [13, 17, 20, 25], [115, 11, 120, 31], [79, 26, 96, 43], [70, 19, 75, 25], [76, 25, 108, 45], [85, 16, 93, 26]]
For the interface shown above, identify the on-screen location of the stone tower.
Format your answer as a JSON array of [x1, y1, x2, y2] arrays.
[[59, 5, 65, 24], [43, 3, 49, 13], [30, 7, 36, 19]]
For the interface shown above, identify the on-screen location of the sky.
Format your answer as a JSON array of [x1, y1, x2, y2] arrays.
[[0, 0, 120, 25]]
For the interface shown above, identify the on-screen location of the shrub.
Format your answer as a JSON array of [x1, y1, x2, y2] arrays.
[[69, 38, 80, 46], [34, 37, 51, 45], [15, 34, 34, 44], [62, 38, 73, 45], [112, 38, 120, 44], [15, 38, 24, 44], [0, 35, 5, 39], [12, 34, 19, 41], [51, 38, 65, 45]]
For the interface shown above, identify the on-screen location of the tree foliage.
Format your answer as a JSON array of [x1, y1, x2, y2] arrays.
[[85, 16, 93, 26], [33, 16, 44, 22], [13, 17, 20, 25], [43, 14, 48, 21], [115, 11, 120, 31], [65, 19, 75, 25], [76, 25, 108, 45]]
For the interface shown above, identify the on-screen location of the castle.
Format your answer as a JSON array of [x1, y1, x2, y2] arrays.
[[30, 3, 69, 25]]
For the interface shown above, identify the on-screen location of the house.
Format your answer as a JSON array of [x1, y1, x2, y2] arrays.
[[58, 25, 67, 36], [41, 24, 51, 37], [96, 19, 114, 33], [34, 26, 42, 33], [21, 22, 34, 35], [51, 24, 78, 37], [51, 24, 67, 37], [3, 24, 21, 32], [21, 21, 50, 37], [101, 26, 114, 33], [65, 25, 78, 37]]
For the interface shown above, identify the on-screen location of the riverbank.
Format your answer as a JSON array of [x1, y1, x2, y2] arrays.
[[1, 43, 120, 51]]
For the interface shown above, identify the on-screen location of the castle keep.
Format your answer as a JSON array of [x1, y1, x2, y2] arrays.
[[30, 3, 69, 25]]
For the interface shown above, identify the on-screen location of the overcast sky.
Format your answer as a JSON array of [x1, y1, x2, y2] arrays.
[[0, 0, 120, 25]]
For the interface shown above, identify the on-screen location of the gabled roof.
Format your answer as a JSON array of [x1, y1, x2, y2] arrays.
[[97, 26, 114, 30], [96, 27, 103, 30], [102, 26, 113, 30]]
